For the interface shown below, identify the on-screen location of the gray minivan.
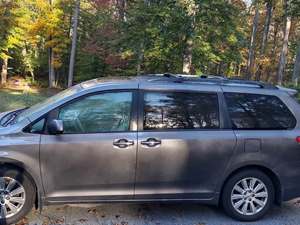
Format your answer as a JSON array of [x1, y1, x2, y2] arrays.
[[1, 74, 300, 224]]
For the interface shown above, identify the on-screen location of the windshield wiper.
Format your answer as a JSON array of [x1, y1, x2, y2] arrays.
[[0, 108, 29, 127]]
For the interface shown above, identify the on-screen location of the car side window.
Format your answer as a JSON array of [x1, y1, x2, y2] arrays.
[[31, 118, 46, 133], [24, 118, 46, 134], [224, 92, 296, 130], [143, 91, 220, 130], [58, 92, 133, 134]]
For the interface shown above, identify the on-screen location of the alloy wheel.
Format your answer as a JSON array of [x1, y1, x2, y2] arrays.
[[0, 177, 26, 219], [230, 177, 268, 216]]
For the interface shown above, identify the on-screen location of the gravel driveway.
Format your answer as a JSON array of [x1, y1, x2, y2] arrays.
[[17, 198, 300, 225]]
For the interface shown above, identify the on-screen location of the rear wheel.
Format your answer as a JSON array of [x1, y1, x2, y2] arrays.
[[222, 169, 274, 221], [0, 167, 35, 225]]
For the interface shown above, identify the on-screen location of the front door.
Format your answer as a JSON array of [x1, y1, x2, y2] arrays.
[[40, 91, 137, 202], [135, 90, 237, 200]]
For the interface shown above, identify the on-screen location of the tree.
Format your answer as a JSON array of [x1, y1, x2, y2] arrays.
[[261, 1, 273, 54], [48, 0, 56, 88], [181, 0, 197, 74], [0, 0, 23, 85], [246, 3, 259, 79], [277, 0, 292, 85], [0, 0, 299, 87], [68, 0, 80, 87], [292, 42, 300, 85], [26, 0, 72, 87], [116, 0, 126, 21], [255, 0, 273, 80]]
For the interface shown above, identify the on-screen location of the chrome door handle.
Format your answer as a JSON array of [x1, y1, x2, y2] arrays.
[[113, 139, 134, 148], [141, 138, 161, 148]]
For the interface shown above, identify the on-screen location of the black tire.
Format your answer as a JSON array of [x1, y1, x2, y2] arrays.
[[0, 167, 36, 225], [221, 169, 274, 221]]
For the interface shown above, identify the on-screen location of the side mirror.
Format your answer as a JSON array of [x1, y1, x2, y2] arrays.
[[48, 119, 64, 135]]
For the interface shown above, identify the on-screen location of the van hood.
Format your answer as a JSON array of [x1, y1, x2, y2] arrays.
[[0, 124, 22, 136]]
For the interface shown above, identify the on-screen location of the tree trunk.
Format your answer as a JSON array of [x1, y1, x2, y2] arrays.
[[68, 0, 80, 88], [136, 0, 149, 75], [1, 58, 8, 85], [261, 1, 273, 54], [48, 48, 56, 88], [292, 43, 300, 86], [182, 2, 196, 74], [55, 70, 60, 87], [22, 46, 35, 82], [246, 6, 259, 79], [266, 20, 278, 82], [255, 1, 273, 80], [48, 0, 56, 88], [237, 64, 241, 77], [217, 63, 221, 75], [277, 15, 292, 85], [136, 42, 144, 75], [117, 0, 126, 21], [183, 37, 193, 74]]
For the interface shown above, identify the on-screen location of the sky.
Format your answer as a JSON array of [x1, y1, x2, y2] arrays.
[[244, 0, 252, 7]]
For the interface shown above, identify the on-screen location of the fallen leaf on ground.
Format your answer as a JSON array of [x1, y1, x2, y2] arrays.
[[88, 208, 97, 214], [78, 218, 88, 223], [55, 218, 65, 224], [15, 218, 29, 225]]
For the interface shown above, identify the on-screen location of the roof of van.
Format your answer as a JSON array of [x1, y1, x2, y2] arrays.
[[78, 74, 298, 96]]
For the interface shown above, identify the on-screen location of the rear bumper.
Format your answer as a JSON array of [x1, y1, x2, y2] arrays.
[[276, 162, 300, 202], [282, 186, 300, 202]]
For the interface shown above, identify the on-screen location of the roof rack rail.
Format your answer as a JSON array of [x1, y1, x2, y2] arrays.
[[163, 73, 176, 78], [223, 79, 265, 88], [139, 74, 276, 89], [199, 74, 226, 80]]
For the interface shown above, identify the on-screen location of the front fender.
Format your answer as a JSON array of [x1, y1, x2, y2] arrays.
[[0, 133, 44, 200]]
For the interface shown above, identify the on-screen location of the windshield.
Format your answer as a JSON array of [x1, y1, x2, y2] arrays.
[[13, 85, 82, 124]]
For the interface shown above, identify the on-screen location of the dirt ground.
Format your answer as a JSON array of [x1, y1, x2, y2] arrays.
[[17, 198, 300, 225]]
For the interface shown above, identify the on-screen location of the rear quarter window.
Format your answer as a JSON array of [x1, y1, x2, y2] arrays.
[[224, 92, 296, 130]]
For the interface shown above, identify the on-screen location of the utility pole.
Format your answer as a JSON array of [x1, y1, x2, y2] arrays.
[[68, 0, 80, 88]]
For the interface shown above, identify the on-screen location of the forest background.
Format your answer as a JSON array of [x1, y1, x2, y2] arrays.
[[0, 0, 299, 100]]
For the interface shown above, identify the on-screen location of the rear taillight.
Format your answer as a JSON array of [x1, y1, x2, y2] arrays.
[[296, 137, 300, 143]]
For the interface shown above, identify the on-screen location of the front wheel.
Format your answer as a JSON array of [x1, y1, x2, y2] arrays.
[[0, 167, 36, 225], [221, 169, 274, 221]]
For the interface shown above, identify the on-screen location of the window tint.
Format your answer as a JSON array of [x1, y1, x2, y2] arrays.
[[30, 118, 46, 133], [143, 92, 219, 130], [25, 118, 45, 134], [58, 92, 132, 134], [224, 92, 296, 130]]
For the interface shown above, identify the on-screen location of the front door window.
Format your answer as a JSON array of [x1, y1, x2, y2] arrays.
[[58, 92, 133, 134]]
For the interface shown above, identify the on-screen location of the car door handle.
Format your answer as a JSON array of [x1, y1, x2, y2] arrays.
[[113, 139, 134, 149], [141, 138, 161, 148]]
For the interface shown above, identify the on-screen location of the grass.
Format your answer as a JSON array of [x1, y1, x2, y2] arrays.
[[0, 89, 52, 112]]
